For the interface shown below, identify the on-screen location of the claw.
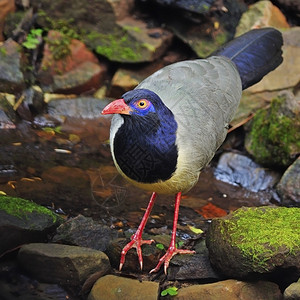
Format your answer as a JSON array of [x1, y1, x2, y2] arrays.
[[119, 236, 155, 271], [150, 248, 195, 274]]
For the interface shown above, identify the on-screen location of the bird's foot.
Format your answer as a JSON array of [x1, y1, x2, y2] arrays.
[[150, 246, 195, 274], [119, 234, 155, 271]]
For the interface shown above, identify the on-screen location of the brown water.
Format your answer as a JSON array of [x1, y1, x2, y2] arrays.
[[0, 117, 274, 235]]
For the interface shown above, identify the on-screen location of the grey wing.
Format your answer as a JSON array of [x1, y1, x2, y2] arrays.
[[137, 56, 242, 173]]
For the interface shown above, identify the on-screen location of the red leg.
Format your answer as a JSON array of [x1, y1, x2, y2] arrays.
[[150, 192, 195, 274], [119, 192, 157, 271]]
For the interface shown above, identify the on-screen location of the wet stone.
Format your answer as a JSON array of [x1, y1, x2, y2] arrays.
[[47, 97, 111, 121], [214, 152, 281, 192], [174, 279, 282, 300], [52, 214, 118, 252], [18, 243, 111, 286], [88, 274, 159, 300], [0, 195, 61, 256], [276, 157, 300, 207], [167, 254, 221, 281]]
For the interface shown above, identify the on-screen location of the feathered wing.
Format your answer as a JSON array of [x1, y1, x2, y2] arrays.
[[136, 56, 242, 193]]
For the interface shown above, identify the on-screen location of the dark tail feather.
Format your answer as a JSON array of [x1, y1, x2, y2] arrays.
[[211, 28, 283, 90]]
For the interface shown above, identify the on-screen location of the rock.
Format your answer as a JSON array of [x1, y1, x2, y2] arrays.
[[18, 243, 111, 285], [167, 254, 220, 281], [38, 30, 107, 94], [284, 278, 300, 300], [106, 238, 162, 272], [47, 97, 111, 121], [247, 27, 300, 93], [206, 206, 300, 279], [175, 279, 282, 300], [23, 86, 44, 114], [276, 157, 300, 207], [0, 39, 26, 93], [0, 0, 15, 41], [110, 69, 142, 98], [275, 0, 300, 25], [115, 17, 173, 62], [214, 152, 281, 192], [167, 0, 246, 57], [88, 274, 159, 300], [52, 214, 118, 252], [32, 0, 172, 63], [245, 92, 300, 169], [235, 0, 289, 38], [0, 195, 61, 256], [0, 93, 16, 129], [142, 0, 215, 15]]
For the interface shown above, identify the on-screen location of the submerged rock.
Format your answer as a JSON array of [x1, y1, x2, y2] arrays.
[[214, 152, 280, 192], [175, 279, 282, 300], [18, 243, 111, 286], [206, 206, 300, 279], [245, 92, 300, 169], [88, 274, 159, 300], [276, 157, 300, 207], [0, 195, 61, 256]]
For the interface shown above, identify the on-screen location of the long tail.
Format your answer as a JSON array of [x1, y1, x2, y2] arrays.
[[211, 28, 283, 90]]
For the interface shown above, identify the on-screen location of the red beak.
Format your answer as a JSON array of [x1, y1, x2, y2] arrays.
[[101, 99, 132, 115]]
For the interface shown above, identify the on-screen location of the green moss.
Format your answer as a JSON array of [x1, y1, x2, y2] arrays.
[[222, 207, 300, 269], [0, 195, 59, 223], [86, 29, 144, 62], [247, 95, 300, 168]]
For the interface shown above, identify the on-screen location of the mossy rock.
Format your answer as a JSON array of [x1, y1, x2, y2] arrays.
[[0, 195, 62, 255], [245, 93, 300, 169], [206, 206, 300, 278]]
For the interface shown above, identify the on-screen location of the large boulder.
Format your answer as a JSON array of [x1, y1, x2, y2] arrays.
[[206, 206, 300, 280]]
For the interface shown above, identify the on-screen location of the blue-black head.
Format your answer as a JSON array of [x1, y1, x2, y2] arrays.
[[102, 88, 179, 183]]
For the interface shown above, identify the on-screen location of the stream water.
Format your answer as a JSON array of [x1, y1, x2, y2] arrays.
[[0, 117, 276, 231]]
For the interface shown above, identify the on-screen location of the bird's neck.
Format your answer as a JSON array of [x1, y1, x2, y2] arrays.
[[113, 112, 178, 183]]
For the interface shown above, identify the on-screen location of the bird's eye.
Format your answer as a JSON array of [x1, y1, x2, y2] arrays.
[[136, 99, 149, 109]]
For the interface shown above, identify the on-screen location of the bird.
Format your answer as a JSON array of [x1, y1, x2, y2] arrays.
[[101, 27, 283, 274]]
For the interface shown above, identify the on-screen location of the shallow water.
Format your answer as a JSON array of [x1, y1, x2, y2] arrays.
[[0, 117, 276, 234]]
